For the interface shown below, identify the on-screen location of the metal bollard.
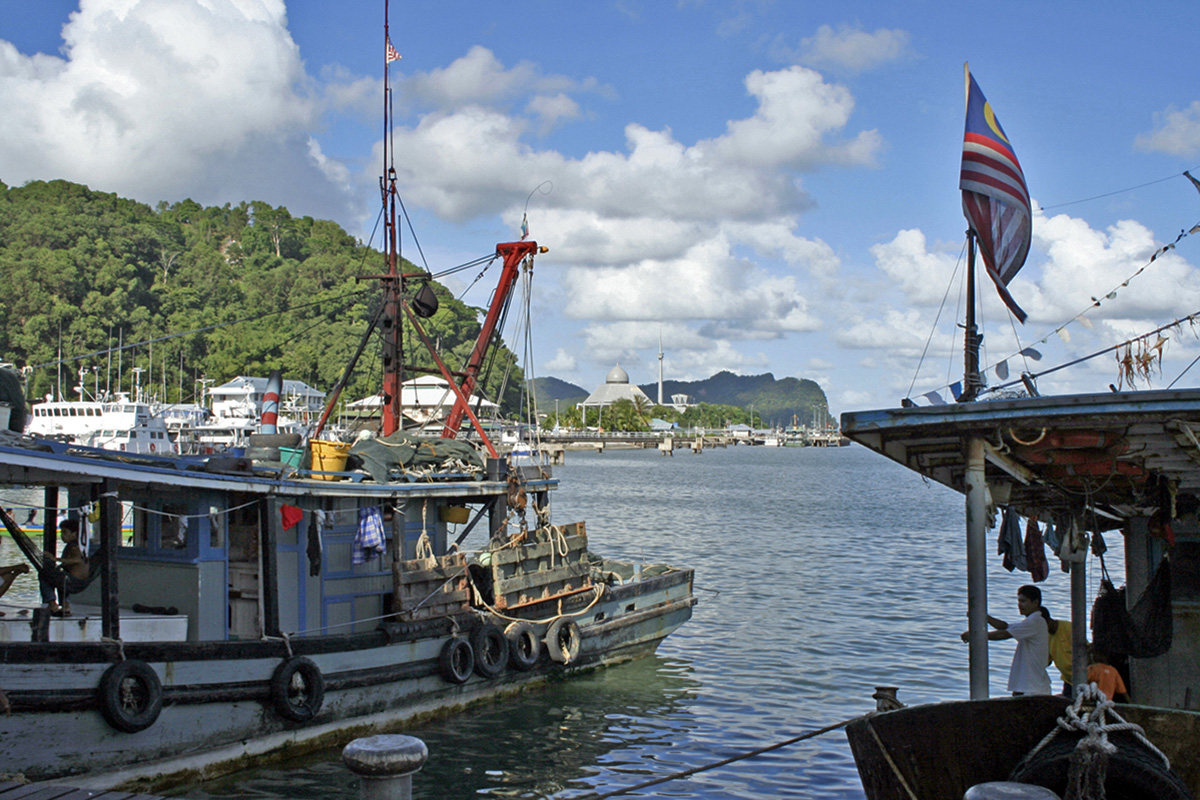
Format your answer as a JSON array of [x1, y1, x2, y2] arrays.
[[343, 734, 428, 800]]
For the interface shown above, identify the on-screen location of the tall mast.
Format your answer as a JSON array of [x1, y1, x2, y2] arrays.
[[380, 0, 403, 435], [960, 228, 981, 403]]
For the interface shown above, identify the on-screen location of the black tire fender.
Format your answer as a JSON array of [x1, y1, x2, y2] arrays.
[[97, 659, 163, 733], [545, 617, 582, 665], [1009, 729, 1191, 800], [270, 656, 325, 722], [505, 621, 541, 671], [471, 624, 509, 679], [438, 637, 474, 684]]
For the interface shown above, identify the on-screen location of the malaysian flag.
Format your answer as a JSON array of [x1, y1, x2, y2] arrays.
[[960, 64, 1031, 323], [386, 37, 402, 64]]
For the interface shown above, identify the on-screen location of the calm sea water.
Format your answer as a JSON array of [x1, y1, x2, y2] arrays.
[[0, 443, 1124, 799]]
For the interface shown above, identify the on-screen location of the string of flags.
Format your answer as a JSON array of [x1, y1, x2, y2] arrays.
[[913, 201, 1200, 405]]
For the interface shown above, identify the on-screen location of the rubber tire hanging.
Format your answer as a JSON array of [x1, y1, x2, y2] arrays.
[[97, 659, 163, 733], [505, 621, 541, 671], [438, 637, 474, 684], [545, 617, 582, 665], [471, 624, 509, 679], [270, 656, 325, 722]]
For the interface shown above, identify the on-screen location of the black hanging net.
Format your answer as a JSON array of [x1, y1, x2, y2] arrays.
[[0, 367, 27, 432], [1092, 556, 1172, 659]]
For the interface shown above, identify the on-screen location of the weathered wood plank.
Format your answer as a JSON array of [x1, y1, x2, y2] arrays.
[[397, 589, 469, 606], [392, 552, 469, 618], [490, 535, 587, 566], [493, 565, 588, 595]]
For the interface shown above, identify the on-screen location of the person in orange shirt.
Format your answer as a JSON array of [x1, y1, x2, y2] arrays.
[[1087, 647, 1129, 703]]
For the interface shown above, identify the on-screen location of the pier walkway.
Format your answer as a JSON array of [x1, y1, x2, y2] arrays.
[[0, 782, 165, 800]]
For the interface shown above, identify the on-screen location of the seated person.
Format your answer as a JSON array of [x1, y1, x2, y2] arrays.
[[39, 518, 88, 617]]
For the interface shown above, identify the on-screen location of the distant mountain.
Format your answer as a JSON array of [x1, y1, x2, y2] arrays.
[[640, 371, 827, 427], [535, 370, 828, 428], [530, 376, 588, 409]]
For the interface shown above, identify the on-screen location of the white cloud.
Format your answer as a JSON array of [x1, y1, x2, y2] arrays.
[[526, 93, 582, 134], [401, 45, 587, 111], [581, 321, 769, 381], [870, 229, 960, 307], [1024, 211, 1200, 326], [383, 55, 877, 380], [774, 24, 911, 73], [0, 0, 360, 221], [544, 348, 577, 372], [1135, 101, 1200, 157], [832, 208, 1200, 402]]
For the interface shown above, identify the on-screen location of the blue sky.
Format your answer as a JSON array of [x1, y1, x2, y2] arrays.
[[4, 1, 1200, 417]]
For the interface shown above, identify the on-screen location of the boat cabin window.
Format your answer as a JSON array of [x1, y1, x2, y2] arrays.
[[162, 504, 188, 549], [123, 501, 196, 557], [228, 500, 259, 562], [209, 505, 224, 548], [129, 506, 150, 548]]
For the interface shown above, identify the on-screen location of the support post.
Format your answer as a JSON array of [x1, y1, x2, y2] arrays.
[[1070, 555, 1088, 696], [260, 500, 279, 637], [965, 436, 989, 699], [486, 458, 508, 542], [41, 486, 58, 559], [99, 479, 120, 640]]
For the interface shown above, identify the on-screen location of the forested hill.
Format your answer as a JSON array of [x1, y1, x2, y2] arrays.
[[534, 371, 829, 427], [646, 371, 828, 427], [0, 179, 523, 409]]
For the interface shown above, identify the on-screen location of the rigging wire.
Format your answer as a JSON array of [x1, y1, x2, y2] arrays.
[[907, 240, 967, 401], [1038, 166, 1200, 212], [1167, 349, 1200, 389]]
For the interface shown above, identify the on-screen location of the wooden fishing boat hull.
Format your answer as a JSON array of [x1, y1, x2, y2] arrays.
[[0, 568, 695, 790], [847, 696, 1200, 800]]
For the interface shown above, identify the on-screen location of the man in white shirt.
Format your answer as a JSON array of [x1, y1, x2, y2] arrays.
[[961, 584, 1052, 695]]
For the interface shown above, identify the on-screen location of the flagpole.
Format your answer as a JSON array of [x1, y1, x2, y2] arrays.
[[960, 229, 981, 403]]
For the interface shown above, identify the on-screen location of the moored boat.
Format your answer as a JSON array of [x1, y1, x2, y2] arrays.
[[0, 9, 694, 791], [840, 66, 1200, 799]]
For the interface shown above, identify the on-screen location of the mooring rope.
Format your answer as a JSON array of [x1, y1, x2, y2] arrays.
[[1024, 681, 1169, 799], [569, 716, 862, 799]]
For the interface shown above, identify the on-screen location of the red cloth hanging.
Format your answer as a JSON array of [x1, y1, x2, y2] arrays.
[[280, 504, 304, 531], [1025, 516, 1049, 583]]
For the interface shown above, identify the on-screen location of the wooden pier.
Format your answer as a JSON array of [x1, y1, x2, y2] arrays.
[[0, 782, 166, 800]]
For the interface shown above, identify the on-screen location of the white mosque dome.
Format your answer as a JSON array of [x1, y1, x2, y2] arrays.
[[606, 364, 630, 384]]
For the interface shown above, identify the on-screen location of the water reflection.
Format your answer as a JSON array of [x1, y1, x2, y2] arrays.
[[174, 654, 701, 800]]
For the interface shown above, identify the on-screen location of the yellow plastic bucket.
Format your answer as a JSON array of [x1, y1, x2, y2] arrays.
[[310, 440, 351, 480]]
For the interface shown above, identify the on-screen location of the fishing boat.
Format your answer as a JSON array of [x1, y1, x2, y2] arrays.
[[0, 11, 694, 791], [840, 66, 1200, 799]]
